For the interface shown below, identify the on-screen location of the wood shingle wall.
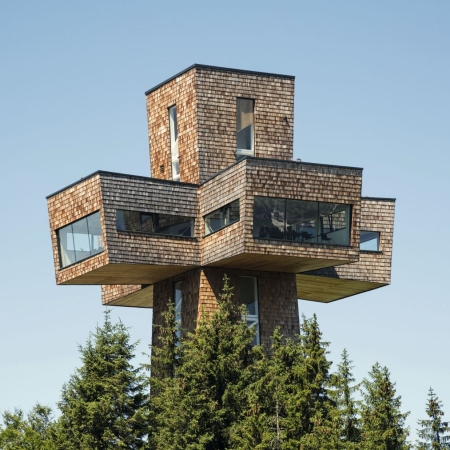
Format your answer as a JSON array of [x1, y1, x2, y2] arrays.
[[151, 267, 299, 348], [146, 65, 294, 184]]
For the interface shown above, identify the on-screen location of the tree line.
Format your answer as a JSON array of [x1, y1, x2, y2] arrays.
[[1, 276, 448, 449]]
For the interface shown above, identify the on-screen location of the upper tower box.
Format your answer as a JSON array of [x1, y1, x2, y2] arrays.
[[145, 64, 295, 184]]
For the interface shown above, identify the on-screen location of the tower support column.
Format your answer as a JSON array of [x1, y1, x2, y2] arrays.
[[152, 267, 299, 348]]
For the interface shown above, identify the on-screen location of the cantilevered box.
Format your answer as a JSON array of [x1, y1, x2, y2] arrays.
[[47, 171, 200, 286]]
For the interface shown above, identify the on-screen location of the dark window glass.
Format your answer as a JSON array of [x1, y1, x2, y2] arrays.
[[117, 210, 141, 232], [240, 276, 259, 346], [360, 230, 380, 251], [141, 213, 154, 232], [156, 214, 192, 236], [174, 281, 182, 341], [236, 98, 254, 160], [253, 197, 286, 239], [318, 203, 351, 245], [116, 210, 193, 237], [254, 196, 351, 246], [169, 106, 180, 181], [57, 211, 104, 268], [286, 199, 318, 242], [204, 199, 240, 236]]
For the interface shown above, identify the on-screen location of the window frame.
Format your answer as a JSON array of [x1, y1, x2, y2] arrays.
[[253, 195, 352, 247], [240, 276, 260, 346], [116, 209, 194, 238], [57, 210, 104, 269], [168, 105, 180, 182], [359, 230, 381, 252], [204, 199, 240, 237], [236, 97, 255, 161], [173, 281, 182, 341]]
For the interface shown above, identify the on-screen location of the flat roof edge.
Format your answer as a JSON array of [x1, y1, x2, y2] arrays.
[[200, 157, 363, 186], [362, 196, 396, 202], [145, 64, 295, 95], [46, 171, 198, 199]]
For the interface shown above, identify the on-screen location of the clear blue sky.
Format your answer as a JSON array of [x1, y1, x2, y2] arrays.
[[1, 0, 449, 440]]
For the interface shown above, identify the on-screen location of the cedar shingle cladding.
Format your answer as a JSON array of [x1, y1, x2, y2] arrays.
[[151, 268, 299, 347], [47, 64, 396, 312], [47, 174, 108, 285], [338, 198, 395, 284], [305, 198, 395, 284], [147, 69, 199, 184], [47, 172, 200, 285], [199, 158, 362, 272], [49, 157, 365, 286], [296, 198, 395, 302], [146, 65, 294, 184]]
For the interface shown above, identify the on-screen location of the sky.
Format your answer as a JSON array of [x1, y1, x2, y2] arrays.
[[1, 0, 449, 441]]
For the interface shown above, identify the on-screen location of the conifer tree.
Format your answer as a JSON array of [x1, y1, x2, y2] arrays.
[[147, 297, 182, 448], [150, 275, 260, 450], [54, 309, 149, 449], [295, 314, 341, 449], [231, 314, 341, 449], [416, 388, 450, 449], [0, 404, 54, 449], [331, 349, 361, 447], [360, 363, 410, 450]]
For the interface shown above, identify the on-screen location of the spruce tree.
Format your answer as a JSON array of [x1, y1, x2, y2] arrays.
[[150, 275, 260, 450], [295, 314, 341, 449], [416, 387, 450, 449], [360, 363, 410, 450], [331, 349, 361, 447], [231, 314, 341, 450], [0, 404, 54, 449], [54, 309, 149, 449]]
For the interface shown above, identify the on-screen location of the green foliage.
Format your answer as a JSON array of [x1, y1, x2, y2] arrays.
[[54, 309, 149, 449], [211, 309, 340, 449], [331, 349, 361, 447], [360, 362, 410, 450], [149, 275, 261, 450], [0, 404, 54, 449], [416, 388, 450, 449], [0, 281, 422, 450]]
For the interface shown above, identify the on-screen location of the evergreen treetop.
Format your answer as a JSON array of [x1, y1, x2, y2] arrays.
[[54, 309, 149, 449], [360, 362, 410, 450], [331, 348, 361, 447], [416, 387, 450, 449]]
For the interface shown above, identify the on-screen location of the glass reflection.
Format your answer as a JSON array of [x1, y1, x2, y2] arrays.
[[253, 197, 286, 239], [204, 199, 240, 236], [117, 210, 193, 237], [254, 196, 351, 246], [240, 276, 260, 346], [58, 211, 104, 269], [360, 230, 380, 251]]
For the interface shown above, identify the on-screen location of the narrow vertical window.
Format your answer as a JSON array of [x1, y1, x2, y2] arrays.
[[236, 98, 254, 160], [174, 281, 182, 341], [240, 276, 260, 346], [169, 106, 180, 181]]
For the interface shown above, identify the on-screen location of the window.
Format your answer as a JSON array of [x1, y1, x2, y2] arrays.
[[169, 105, 180, 181], [253, 196, 351, 246], [57, 211, 104, 268], [240, 276, 260, 346], [204, 199, 240, 236], [117, 210, 193, 237], [174, 281, 182, 341], [360, 230, 380, 251], [236, 98, 254, 160]]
